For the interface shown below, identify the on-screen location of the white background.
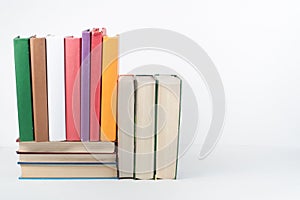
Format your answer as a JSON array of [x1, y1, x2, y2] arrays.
[[1, 0, 300, 199]]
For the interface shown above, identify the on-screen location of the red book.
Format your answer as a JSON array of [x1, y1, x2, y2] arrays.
[[90, 28, 106, 141], [64, 36, 81, 141]]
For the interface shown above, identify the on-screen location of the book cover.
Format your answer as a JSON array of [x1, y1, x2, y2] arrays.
[[101, 35, 119, 142], [46, 35, 66, 141], [30, 36, 49, 142], [90, 28, 105, 141], [155, 75, 182, 179], [117, 75, 135, 178], [65, 36, 81, 141], [81, 30, 91, 141], [134, 75, 156, 180], [13, 37, 34, 141]]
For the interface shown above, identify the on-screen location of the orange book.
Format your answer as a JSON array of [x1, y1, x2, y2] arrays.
[[100, 36, 119, 141], [64, 36, 81, 141]]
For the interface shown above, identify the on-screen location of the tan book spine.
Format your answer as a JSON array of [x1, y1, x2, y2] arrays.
[[30, 37, 49, 142]]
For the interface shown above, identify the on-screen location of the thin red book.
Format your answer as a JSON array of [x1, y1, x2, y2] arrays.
[[90, 28, 106, 141], [64, 36, 81, 141]]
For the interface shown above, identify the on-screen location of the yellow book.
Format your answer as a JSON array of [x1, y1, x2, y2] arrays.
[[100, 36, 119, 141]]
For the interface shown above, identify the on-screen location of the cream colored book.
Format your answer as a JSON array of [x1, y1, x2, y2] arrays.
[[18, 142, 115, 153], [155, 75, 181, 179], [19, 153, 116, 163], [20, 164, 117, 178], [117, 75, 135, 178], [134, 75, 156, 180]]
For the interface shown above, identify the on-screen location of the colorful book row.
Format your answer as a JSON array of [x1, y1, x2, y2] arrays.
[[14, 28, 118, 142]]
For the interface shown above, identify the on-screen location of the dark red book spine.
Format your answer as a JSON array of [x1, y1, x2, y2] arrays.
[[89, 28, 105, 141]]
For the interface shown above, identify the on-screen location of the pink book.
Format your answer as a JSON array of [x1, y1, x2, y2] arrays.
[[90, 28, 106, 141], [65, 36, 81, 141]]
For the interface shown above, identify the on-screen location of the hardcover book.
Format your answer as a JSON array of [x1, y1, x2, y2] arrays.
[[13, 37, 34, 141], [18, 153, 116, 163], [19, 164, 117, 178], [18, 141, 115, 153], [117, 75, 135, 178], [30, 36, 49, 142], [65, 36, 81, 141], [134, 75, 156, 180], [46, 35, 66, 141], [101, 35, 119, 141], [90, 28, 106, 141], [155, 75, 182, 179], [81, 30, 91, 141]]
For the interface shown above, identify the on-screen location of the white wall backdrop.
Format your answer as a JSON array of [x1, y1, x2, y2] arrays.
[[1, 0, 300, 149]]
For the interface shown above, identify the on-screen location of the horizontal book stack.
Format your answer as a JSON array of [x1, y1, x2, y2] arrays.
[[18, 142, 117, 179], [13, 28, 182, 180]]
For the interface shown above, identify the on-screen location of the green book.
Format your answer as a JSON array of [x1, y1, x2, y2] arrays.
[[14, 37, 34, 141]]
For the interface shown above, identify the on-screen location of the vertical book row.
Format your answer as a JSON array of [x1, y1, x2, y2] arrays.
[[13, 29, 118, 142], [117, 75, 182, 179]]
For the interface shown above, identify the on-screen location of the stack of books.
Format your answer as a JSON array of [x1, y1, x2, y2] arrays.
[[13, 28, 182, 180], [17, 142, 116, 179]]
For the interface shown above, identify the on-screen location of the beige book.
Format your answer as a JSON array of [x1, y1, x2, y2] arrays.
[[134, 75, 156, 180], [117, 75, 135, 178], [155, 75, 181, 179], [20, 164, 117, 178], [18, 142, 115, 153], [19, 153, 116, 163]]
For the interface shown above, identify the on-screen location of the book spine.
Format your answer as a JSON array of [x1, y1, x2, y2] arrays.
[[155, 75, 182, 179], [175, 77, 182, 179], [117, 75, 135, 178], [134, 76, 156, 180], [100, 36, 119, 141], [81, 30, 91, 141], [89, 28, 103, 141], [13, 37, 34, 141], [46, 36, 66, 141], [64, 37, 81, 141], [30, 37, 49, 142]]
